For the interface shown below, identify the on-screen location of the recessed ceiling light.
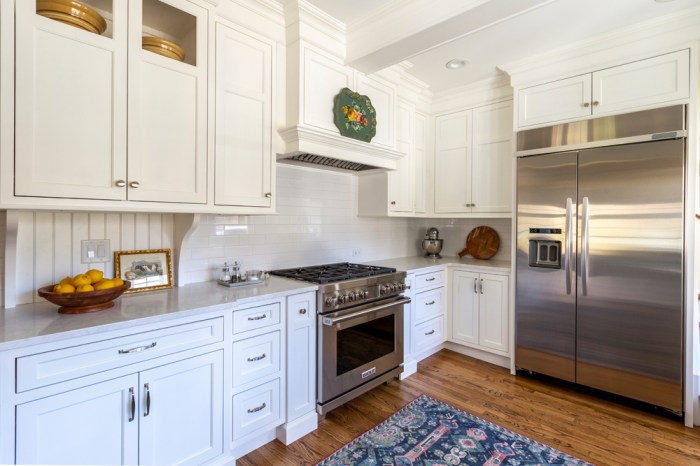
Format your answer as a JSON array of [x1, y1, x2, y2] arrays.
[[445, 59, 468, 70]]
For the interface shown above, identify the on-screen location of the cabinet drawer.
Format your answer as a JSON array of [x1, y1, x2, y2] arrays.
[[16, 318, 224, 393], [232, 379, 281, 440], [233, 331, 281, 388], [414, 287, 444, 324], [414, 270, 444, 291], [233, 302, 281, 334], [413, 316, 444, 355]]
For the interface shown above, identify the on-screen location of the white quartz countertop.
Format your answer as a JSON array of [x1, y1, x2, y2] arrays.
[[366, 255, 511, 274], [0, 277, 317, 350]]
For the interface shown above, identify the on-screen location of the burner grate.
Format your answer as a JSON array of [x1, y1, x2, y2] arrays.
[[269, 262, 396, 284]]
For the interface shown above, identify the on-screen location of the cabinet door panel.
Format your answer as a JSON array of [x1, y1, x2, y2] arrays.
[[592, 49, 689, 116], [215, 24, 273, 207], [518, 74, 590, 127], [139, 351, 224, 466], [434, 111, 471, 213], [286, 292, 316, 420], [16, 375, 138, 465], [413, 113, 428, 214], [302, 49, 354, 132], [356, 75, 394, 148], [451, 271, 480, 344], [15, 4, 127, 200], [479, 274, 509, 353]]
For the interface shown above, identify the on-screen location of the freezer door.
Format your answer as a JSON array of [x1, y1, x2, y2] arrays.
[[576, 138, 684, 412], [516, 152, 577, 381]]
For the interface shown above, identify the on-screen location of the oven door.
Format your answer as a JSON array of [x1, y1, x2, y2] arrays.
[[318, 296, 409, 406]]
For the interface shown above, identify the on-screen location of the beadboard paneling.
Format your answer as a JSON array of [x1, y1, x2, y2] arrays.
[[13, 212, 174, 305]]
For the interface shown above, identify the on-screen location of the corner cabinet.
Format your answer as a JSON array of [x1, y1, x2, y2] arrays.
[[451, 270, 509, 354], [517, 49, 690, 128], [214, 21, 274, 209], [14, 0, 208, 204], [434, 100, 513, 215]]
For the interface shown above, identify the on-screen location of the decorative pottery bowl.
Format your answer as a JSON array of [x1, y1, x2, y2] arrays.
[[142, 36, 185, 61], [38, 281, 131, 314], [36, 0, 107, 35]]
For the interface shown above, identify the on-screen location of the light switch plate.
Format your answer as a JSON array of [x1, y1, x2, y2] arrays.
[[81, 239, 111, 264]]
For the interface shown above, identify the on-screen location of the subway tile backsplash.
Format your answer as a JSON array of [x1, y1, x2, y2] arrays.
[[6, 164, 511, 306]]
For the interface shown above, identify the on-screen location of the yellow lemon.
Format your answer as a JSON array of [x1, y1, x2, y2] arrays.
[[76, 284, 95, 293], [59, 276, 73, 286], [112, 277, 124, 287], [86, 269, 104, 284], [71, 274, 91, 287], [54, 283, 75, 294], [94, 279, 116, 290]]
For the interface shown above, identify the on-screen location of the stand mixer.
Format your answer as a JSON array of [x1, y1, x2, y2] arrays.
[[421, 227, 443, 258]]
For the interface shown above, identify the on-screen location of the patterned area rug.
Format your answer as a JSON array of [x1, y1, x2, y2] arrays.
[[317, 394, 593, 465]]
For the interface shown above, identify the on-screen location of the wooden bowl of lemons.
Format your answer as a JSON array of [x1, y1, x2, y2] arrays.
[[38, 269, 131, 314]]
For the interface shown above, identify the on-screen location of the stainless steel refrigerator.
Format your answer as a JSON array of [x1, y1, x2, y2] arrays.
[[515, 105, 685, 413]]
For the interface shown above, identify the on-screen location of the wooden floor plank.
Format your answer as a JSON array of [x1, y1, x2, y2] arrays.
[[238, 350, 700, 465]]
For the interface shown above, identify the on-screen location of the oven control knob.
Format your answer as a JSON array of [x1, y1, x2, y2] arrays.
[[361, 290, 369, 299], [338, 294, 347, 304], [348, 292, 356, 302], [325, 296, 336, 306], [388, 283, 396, 292], [379, 285, 387, 295]]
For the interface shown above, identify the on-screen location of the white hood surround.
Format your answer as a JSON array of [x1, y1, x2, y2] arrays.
[[277, 0, 420, 172]]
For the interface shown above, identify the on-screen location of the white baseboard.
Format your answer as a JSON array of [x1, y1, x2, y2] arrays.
[[413, 343, 444, 363], [400, 360, 418, 379], [276, 411, 319, 445], [232, 428, 278, 459], [444, 342, 510, 369]]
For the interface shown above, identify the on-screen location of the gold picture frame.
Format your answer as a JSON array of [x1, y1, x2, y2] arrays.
[[114, 248, 173, 293]]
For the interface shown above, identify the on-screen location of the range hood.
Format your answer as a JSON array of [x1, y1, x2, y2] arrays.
[[277, 1, 406, 173]]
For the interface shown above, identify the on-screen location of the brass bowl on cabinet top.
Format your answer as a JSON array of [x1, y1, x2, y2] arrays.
[[36, 0, 107, 35], [142, 36, 185, 62], [38, 281, 131, 314]]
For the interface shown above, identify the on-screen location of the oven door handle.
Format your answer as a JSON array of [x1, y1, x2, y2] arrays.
[[322, 297, 411, 326]]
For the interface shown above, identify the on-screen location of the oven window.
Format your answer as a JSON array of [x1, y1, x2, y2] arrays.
[[337, 314, 395, 376]]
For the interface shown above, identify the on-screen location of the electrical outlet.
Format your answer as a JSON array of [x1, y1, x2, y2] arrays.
[[81, 239, 111, 264], [352, 249, 361, 257]]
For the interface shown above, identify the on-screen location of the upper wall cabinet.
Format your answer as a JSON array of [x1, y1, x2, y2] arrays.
[[517, 49, 690, 128], [214, 22, 274, 209], [434, 100, 513, 216], [13, 0, 208, 206]]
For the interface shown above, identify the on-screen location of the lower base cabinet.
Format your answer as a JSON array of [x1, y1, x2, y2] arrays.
[[16, 350, 224, 466], [451, 270, 509, 354]]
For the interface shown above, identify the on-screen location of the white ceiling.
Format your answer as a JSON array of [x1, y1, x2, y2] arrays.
[[303, 0, 700, 92]]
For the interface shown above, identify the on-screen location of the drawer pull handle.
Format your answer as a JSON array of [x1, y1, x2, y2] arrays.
[[119, 342, 157, 354], [247, 353, 266, 362], [299, 308, 307, 315], [128, 387, 135, 422], [480, 278, 484, 294], [144, 383, 151, 417], [425, 300, 435, 306], [425, 277, 436, 282], [247, 402, 267, 413], [474, 278, 478, 294], [425, 330, 435, 336], [248, 314, 267, 321]]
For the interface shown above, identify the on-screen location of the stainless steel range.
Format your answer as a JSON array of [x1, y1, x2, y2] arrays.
[[269, 263, 409, 415]]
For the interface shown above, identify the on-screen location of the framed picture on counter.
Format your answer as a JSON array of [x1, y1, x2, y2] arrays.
[[114, 248, 173, 293]]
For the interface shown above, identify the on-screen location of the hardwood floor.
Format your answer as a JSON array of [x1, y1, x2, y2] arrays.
[[238, 350, 700, 465]]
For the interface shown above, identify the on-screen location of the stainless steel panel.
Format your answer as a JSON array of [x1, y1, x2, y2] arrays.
[[576, 139, 684, 412], [516, 152, 577, 381], [517, 105, 685, 154]]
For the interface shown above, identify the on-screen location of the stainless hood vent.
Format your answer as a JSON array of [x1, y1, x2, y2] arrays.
[[282, 153, 377, 172]]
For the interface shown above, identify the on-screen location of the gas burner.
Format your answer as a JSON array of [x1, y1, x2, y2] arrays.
[[269, 262, 396, 284]]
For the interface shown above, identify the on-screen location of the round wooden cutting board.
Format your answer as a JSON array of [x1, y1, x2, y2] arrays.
[[466, 226, 500, 260]]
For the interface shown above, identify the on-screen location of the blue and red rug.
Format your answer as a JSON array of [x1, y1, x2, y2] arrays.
[[317, 394, 593, 465]]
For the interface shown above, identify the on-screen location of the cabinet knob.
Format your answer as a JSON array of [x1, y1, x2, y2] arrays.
[[299, 308, 307, 315], [115, 180, 126, 187], [583, 102, 591, 108], [592, 100, 600, 106], [129, 181, 140, 189], [265, 192, 272, 198], [391, 201, 396, 205]]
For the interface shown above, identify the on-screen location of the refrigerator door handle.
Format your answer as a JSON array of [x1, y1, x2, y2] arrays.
[[564, 197, 574, 295], [581, 196, 590, 296]]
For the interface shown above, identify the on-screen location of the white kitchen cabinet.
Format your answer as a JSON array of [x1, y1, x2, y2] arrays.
[[356, 74, 395, 149], [14, 0, 208, 205], [451, 270, 509, 354], [434, 100, 513, 215], [517, 49, 689, 128], [278, 291, 317, 445], [214, 22, 274, 209], [400, 273, 417, 379], [413, 112, 428, 214], [16, 350, 224, 466], [411, 269, 446, 361], [388, 99, 414, 213], [231, 299, 286, 457]]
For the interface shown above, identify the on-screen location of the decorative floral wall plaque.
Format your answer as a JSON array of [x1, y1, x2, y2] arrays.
[[333, 88, 377, 143]]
